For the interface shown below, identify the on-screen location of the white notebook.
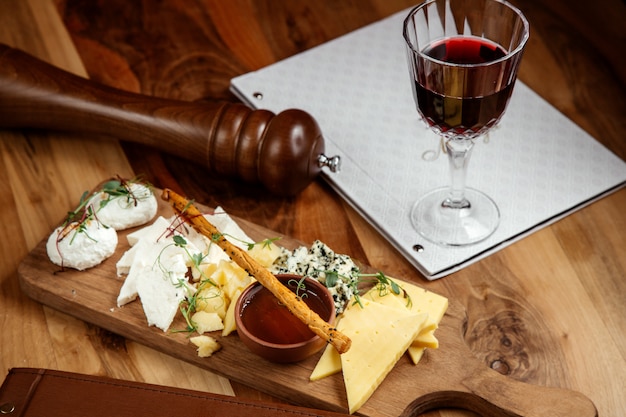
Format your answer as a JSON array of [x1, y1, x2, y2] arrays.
[[230, 9, 626, 279]]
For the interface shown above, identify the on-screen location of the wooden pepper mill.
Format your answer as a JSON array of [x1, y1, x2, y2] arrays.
[[0, 43, 340, 196]]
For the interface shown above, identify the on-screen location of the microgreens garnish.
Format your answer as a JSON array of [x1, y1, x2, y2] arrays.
[[98, 176, 153, 209], [153, 233, 220, 334], [323, 270, 411, 309], [288, 276, 310, 300], [161, 212, 282, 334], [58, 176, 151, 242], [55, 189, 108, 269], [208, 230, 281, 252]]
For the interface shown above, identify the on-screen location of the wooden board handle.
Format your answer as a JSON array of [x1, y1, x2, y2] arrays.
[[399, 302, 598, 417], [0, 43, 336, 195], [403, 365, 598, 416]]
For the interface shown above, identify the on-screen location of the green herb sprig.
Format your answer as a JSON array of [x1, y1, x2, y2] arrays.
[[323, 270, 412, 310]]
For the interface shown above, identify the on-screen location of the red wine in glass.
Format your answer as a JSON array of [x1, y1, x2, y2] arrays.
[[415, 37, 514, 138]]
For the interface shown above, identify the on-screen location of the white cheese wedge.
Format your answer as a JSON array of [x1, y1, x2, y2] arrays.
[[135, 243, 190, 332], [116, 242, 139, 276], [117, 234, 200, 331], [338, 299, 428, 414], [126, 216, 173, 246], [117, 239, 152, 306], [206, 206, 251, 249], [46, 220, 118, 271]]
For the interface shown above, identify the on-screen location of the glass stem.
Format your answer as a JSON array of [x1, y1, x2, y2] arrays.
[[443, 136, 474, 209]]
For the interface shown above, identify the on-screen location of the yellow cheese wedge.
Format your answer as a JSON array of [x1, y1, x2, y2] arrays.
[[403, 285, 448, 364], [339, 299, 428, 413], [310, 344, 342, 381], [361, 285, 409, 309], [408, 346, 426, 363], [310, 279, 449, 380], [413, 327, 439, 349], [348, 281, 448, 365]]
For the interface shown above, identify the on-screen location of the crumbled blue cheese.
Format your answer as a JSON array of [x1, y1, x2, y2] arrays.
[[270, 240, 360, 314]]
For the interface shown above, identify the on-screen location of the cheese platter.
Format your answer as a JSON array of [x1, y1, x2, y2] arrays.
[[17, 185, 597, 416]]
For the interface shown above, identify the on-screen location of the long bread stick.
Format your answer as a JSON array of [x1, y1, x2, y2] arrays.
[[162, 188, 351, 354]]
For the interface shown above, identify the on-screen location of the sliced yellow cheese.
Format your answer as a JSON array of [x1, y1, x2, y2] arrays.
[[402, 284, 448, 322], [408, 346, 425, 363], [310, 344, 342, 381], [412, 327, 439, 349], [221, 288, 242, 336], [361, 285, 409, 310], [339, 299, 428, 414], [403, 284, 448, 364], [310, 279, 449, 380], [352, 281, 448, 364]]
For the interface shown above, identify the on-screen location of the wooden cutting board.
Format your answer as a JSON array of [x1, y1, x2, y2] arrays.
[[17, 188, 597, 417]]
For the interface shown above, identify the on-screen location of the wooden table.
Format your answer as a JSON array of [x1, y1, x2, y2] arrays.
[[1, 0, 624, 416]]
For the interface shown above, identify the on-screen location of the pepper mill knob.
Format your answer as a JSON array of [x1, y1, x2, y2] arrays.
[[318, 153, 341, 172]]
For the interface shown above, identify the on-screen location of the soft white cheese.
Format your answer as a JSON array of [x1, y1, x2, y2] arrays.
[[46, 220, 118, 271], [89, 183, 157, 230]]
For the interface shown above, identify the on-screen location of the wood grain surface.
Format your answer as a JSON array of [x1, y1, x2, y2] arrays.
[[1, 0, 625, 416]]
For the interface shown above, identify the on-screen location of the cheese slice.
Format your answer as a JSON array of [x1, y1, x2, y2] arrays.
[[126, 216, 172, 246], [310, 279, 449, 380], [339, 299, 427, 413], [403, 285, 448, 364], [413, 327, 439, 349], [368, 281, 448, 364], [310, 343, 342, 381]]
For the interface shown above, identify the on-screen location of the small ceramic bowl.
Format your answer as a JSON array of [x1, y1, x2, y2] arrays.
[[235, 274, 336, 363]]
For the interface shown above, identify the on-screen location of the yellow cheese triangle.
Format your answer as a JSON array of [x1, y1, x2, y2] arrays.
[[310, 344, 342, 381], [361, 280, 448, 365], [412, 328, 439, 349], [402, 284, 447, 364], [402, 284, 448, 323], [339, 300, 428, 413], [310, 280, 449, 380], [361, 286, 409, 309]]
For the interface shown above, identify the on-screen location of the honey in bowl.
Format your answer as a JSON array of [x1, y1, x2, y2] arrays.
[[235, 274, 336, 363]]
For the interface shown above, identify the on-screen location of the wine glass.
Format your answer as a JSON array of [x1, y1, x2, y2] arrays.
[[403, 0, 529, 246]]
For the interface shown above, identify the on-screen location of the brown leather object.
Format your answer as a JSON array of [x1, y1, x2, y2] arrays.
[[0, 368, 349, 417]]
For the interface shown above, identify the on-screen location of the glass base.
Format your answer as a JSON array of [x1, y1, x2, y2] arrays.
[[410, 187, 500, 246]]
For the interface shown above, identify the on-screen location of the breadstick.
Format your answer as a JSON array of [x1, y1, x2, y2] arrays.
[[161, 188, 351, 354]]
